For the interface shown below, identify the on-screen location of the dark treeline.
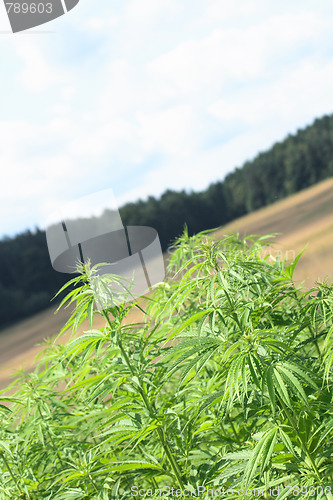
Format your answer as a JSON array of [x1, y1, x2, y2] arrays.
[[119, 113, 333, 249], [0, 229, 69, 328], [1, 113, 333, 329]]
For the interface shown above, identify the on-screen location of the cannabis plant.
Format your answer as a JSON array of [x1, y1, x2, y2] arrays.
[[0, 230, 333, 499]]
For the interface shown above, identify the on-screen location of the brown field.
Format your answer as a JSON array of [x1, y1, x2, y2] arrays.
[[1, 177, 333, 390], [215, 177, 333, 288]]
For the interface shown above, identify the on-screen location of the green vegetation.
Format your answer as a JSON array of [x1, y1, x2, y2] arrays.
[[0, 230, 333, 499], [2, 113, 333, 329]]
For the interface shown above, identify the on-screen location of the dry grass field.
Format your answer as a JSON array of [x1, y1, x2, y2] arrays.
[[1, 177, 333, 390], [215, 177, 333, 288]]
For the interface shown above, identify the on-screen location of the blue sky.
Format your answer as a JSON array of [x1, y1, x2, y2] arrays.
[[1, 0, 333, 238]]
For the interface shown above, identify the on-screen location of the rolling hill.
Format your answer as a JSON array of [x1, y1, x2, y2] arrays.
[[1, 177, 333, 390]]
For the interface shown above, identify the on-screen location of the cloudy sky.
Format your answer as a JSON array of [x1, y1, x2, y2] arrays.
[[0, 0, 333, 238]]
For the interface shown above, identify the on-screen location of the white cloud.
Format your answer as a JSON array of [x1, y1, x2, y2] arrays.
[[148, 9, 328, 98], [85, 14, 120, 33], [136, 105, 199, 156], [208, 59, 333, 130], [14, 39, 72, 92], [1, 0, 333, 237]]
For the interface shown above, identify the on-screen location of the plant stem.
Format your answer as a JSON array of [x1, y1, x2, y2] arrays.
[[293, 290, 322, 361], [152, 477, 159, 490], [0, 451, 27, 498], [37, 406, 66, 470], [102, 311, 185, 489], [88, 473, 99, 493], [280, 400, 321, 481], [308, 323, 322, 361], [230, 418, 241, 445]]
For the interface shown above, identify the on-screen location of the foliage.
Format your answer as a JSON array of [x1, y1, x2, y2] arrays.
[[0, 230, 333, 499]]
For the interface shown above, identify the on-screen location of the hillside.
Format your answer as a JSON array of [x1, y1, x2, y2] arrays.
[[216, 176, 333, 289], [2, 113, 333, 331], [1, 177, 333, 390]]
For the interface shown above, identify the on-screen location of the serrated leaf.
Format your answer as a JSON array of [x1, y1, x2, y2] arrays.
[[265, 365, 276, 416], [245, 427, 277, 487], [276, 364, 308, 407], [273, 368, 291, 407], [279, 429, 295, 456]]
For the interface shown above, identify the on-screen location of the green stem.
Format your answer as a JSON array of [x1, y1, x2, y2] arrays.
[[0, 451, 26, 498], [103, 311, 185, 489], [37, 406, 66, 470], [223, 288, 242, 331], [308, 323, 322, 361], [293, 290, 322, 361], [152, 477, 159, 490], [280, 400, 321, 481], [230, 419, 241, 445], [88, 473, 99, 493]]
